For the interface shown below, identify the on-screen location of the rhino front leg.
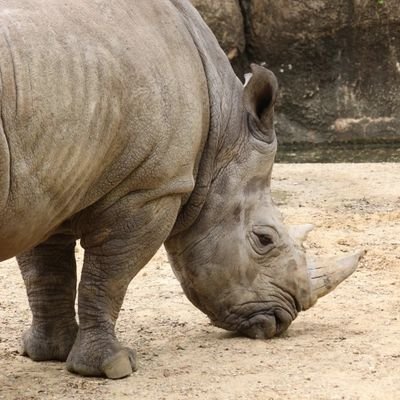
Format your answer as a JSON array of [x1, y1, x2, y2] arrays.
[[17, 234, 78, 361], [66, 195, 180, 379]]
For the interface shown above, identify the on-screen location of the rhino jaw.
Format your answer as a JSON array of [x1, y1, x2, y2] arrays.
[[306, 249, 365, 308]]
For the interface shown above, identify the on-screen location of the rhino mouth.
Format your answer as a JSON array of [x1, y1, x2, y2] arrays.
[[212, 302, 298, 339], [239, 308, 293, 338]]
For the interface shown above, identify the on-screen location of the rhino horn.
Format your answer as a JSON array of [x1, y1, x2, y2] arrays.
[[307, 249, 365, 305], [289, 224, 314, 245]]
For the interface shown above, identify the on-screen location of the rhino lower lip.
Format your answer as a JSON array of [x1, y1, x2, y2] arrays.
[[240, 315, 277, 339], [213, 305, 294, 338], [241, 309, 293, 338], [273, 308, 293, 335]]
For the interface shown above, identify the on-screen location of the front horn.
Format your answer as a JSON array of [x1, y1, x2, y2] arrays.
[[307, 250, 365, 301]]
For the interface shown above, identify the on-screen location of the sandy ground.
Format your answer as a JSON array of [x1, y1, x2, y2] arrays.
[[0, 163, 399, 400]]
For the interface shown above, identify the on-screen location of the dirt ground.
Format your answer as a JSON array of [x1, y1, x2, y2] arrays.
[[0, 163, 399, 400]]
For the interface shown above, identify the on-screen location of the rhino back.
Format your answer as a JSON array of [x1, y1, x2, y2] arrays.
[[0, 0, 209, 258]]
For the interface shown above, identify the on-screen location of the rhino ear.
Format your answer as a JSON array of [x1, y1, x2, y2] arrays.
[[243, 64, 278, 143]]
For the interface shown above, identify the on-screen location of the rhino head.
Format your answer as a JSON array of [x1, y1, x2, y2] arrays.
[[165, 64, 363, 339]]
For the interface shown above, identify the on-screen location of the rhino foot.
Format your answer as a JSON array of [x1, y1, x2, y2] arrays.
[[66, 329, 137, 379], [21, 321, 78, 362]]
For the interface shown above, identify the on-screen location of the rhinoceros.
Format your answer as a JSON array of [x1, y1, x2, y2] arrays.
[[0, 0, 363, 379]]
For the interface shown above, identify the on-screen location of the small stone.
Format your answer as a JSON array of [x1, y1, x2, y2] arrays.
[[163, 369, 171, 377]]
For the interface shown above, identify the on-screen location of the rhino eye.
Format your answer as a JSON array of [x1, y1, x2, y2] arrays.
[[257, 233, 273, 247], [250, 229, 276, 255]]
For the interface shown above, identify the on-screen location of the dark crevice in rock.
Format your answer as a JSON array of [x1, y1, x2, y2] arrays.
[[237, 0, 251, 78]]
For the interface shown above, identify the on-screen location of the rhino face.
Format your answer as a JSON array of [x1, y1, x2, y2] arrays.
[[165, 64, 363, 339]]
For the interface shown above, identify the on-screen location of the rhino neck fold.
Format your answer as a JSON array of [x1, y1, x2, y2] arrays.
[[168, 0, 243, 237]]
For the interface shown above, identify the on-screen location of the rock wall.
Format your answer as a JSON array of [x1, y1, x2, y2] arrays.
[[191, 0, 400, 145], [189, 0, 247, 73]]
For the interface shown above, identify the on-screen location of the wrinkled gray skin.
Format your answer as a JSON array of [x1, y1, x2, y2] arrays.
[[0, 0, 363, 379]]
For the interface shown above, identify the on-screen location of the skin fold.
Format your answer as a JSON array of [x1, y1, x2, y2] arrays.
[[0, 0, 362, 379]]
